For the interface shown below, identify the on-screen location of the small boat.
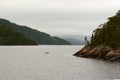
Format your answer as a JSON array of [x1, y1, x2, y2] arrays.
[[45, 52, 49, 54]]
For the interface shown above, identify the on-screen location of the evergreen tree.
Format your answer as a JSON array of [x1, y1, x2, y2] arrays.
[[89, 10, 120, 48], [0, 23, 38, 45]]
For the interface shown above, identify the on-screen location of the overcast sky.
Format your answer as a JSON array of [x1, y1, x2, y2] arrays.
[[0, 0, 120, 36]]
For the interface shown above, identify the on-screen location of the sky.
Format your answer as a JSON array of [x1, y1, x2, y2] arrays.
[[0, 0, 120, 36]]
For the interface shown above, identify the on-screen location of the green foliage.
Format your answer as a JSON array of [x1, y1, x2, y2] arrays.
[[89, 10, 120, 48], [0, 24, 37, 45], [0, 18, 71, 45]]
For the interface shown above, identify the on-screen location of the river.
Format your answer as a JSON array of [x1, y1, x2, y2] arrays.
[[0, 45, 120, 80]]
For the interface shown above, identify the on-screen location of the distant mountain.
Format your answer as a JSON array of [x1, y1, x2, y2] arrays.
[[53, 37, 71, 45], [59, 35, 91, 45], [0, 23, 37, 45], [0, 18, 71, 45]]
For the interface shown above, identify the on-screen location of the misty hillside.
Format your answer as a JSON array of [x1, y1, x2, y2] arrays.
[[53, 37, 71, 45], [0, 18, 71, 45], [59, 35, 91, 45]]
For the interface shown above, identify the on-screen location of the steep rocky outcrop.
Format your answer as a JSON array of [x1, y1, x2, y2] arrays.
[[74, 10, 120, 61]]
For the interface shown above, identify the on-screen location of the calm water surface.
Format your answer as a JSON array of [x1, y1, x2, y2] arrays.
[[0, 45, 120, 80]]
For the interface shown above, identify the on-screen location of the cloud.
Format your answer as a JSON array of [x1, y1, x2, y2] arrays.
[[0, 0, 120, 35]]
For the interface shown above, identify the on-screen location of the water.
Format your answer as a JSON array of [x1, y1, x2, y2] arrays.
[[0, 45, 120, 80]]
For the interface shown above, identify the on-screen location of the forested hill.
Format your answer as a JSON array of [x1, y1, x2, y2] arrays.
[[74, 10, 120, 61], [0, 18, 71, 45], [89, 10, 120, 48], [0, 24, 37, 45]]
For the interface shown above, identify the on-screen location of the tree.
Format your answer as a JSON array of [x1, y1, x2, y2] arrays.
[[89, 10, 120, 48]]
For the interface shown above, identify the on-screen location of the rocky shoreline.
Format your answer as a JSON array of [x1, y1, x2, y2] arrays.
[[73, 46, 120, 61], [74, 10, 120, 62]]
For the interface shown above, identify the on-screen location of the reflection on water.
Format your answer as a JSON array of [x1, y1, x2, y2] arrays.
[[0, 45, 120, 80]]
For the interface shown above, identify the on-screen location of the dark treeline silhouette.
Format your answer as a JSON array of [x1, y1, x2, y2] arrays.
[[0, 23, 37, 45], [89, 10, 120, 48], [74, 10, 120, 61], [0, 18, 71, 45]]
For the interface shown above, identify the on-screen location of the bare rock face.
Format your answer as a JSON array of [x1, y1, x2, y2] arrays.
[[105, 51, 116, 60], [105, 50, 120, 61], [73, 46, 120, 61]]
